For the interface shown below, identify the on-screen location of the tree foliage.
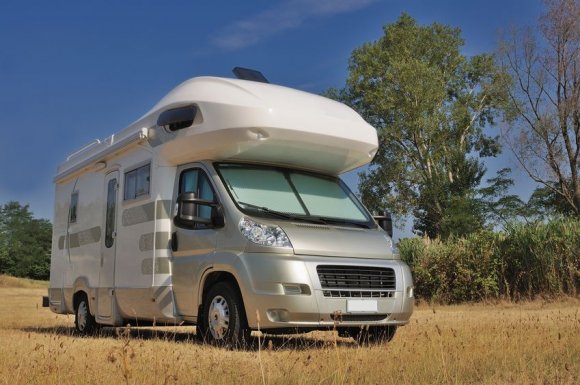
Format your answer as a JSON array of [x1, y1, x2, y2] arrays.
[[0, 201, 52, 280], [332, 13, 508, 238], [497, 0, 579, 217], [526, 182, 578, 217], [478, 167, 528, 225]]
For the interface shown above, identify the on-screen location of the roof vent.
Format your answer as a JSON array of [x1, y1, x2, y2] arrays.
[[232, 67, 269, 83]]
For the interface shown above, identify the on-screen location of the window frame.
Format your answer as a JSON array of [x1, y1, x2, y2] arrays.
[[123, 162, 151, 202]]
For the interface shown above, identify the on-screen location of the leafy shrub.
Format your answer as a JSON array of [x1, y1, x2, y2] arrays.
[[400, 232, 501, 303], [499, 218, 579, 299], [399, 218, 579, 303]]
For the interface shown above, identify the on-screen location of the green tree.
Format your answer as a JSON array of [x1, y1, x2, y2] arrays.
[[332, 14, 507, 238], [526, 182, 578, 218], [0, 201, 52, 279], [478, 167, 528, 226]]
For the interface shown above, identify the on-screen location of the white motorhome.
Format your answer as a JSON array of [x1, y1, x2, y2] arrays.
[[48, 69, 414, 345]]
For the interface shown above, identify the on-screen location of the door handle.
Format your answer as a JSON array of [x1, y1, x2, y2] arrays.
[[171, 232, 178, 252]]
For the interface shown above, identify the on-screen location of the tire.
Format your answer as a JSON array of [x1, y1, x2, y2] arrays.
[[341, 325, 397, 345], [74, 293, 98, 335], [199, 282, 250, 348]]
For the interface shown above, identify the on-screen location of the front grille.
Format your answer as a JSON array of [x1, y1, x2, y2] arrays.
[[322, 290, 394, 298], [317, 265, 396, 291]]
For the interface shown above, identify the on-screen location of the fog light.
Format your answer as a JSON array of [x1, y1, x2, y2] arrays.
[[282, 284, 311, 295], [266, 309, 290, 322]]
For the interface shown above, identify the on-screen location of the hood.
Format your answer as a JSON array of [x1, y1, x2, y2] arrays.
[[281, 222, 394, 259]]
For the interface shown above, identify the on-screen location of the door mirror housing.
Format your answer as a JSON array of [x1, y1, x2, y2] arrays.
[[174, 192, 224, 229], [373, 210, 393, 238]]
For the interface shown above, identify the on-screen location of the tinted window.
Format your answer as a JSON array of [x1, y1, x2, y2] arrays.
[[157, 106, 197, 132]]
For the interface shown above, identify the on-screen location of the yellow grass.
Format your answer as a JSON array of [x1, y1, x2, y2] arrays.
[[0, 274, 48, 289], [0, 283, 578, 384]]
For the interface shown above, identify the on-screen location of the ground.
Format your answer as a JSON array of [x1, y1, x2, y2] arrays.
[[0, 278, 578, 384]]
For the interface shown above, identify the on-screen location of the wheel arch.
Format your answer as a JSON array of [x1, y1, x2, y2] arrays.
[[72, 277, 95, 315], [198, 270, 248, 323]]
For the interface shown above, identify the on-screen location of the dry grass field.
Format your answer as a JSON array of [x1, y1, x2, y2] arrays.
[[0, 277, 578, 385]]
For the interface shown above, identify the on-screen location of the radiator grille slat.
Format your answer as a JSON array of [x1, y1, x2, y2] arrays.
[[322, 290, 394, 298], [317, 265, 396, 291]]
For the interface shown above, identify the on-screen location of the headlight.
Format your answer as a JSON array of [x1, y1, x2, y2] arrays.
[[385, 235, 399, 258], [239, 217, 292, 248], [385, 236, 393, 250]]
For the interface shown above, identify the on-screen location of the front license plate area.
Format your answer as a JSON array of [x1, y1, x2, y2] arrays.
[[347, 299, 378, 313]]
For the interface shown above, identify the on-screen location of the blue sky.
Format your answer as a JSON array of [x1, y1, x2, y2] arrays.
[[0, 0, 544, 224]]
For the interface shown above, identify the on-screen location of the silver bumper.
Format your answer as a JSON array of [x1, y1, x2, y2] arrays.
[[237, 254, 414, 330]]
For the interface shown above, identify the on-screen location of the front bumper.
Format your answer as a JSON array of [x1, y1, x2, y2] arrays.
[[237, 254, 414, 330]]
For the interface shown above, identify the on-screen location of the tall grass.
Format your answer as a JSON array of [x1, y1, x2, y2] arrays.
[[1, 285, 579, 385], [399, 218, 579, 303], [0, 274, 48, 289]]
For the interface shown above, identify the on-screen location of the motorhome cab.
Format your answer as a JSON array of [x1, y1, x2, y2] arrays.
[[48, 69, 414, 345]]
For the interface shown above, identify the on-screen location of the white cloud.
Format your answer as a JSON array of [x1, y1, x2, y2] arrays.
[[212, 0, 378, 50]]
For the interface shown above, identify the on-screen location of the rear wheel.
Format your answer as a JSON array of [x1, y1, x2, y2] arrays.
[[199, 282, 250, 347], [74, 293, 98, 335]]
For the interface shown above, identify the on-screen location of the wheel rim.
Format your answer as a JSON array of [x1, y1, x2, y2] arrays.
[[208, 295, 230, 340], [77, 301, 88, 331]]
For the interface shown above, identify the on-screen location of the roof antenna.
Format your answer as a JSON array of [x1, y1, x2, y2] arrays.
[[232, 67, 269, 83]]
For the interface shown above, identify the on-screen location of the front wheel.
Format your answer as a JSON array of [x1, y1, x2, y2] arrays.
[[198, 282, 250, 347]]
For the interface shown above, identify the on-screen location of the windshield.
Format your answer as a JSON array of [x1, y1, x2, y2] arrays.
[[215, 163, 374, 227]]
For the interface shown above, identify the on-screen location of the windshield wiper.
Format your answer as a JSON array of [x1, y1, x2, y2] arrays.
[[311, 217, 372, 229], [236, 202, 370, 227], [237, 201, 326, 224], [237, 201, 296, 220]]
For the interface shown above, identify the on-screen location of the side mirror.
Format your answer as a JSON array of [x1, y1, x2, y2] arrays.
[[174, 192, 224, 229], [373, 210, 393, 238]]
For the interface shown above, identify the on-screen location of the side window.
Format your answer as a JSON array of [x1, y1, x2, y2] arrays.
[[179, 169, 215, 202], [179, 168, 216, 228], [105, 178, 117, 248], [180, 169, 199, 194], [69, 191, 79, 223], [124, 163, 150, 201]]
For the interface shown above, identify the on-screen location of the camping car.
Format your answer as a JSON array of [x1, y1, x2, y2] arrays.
[[47, 68, 414, 345]]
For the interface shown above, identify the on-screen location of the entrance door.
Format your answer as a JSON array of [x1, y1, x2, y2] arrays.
[[97, 171, 119, 320]]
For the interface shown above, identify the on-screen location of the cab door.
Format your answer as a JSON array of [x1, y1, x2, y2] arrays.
[[97, 171, 119, 320], [171, 164, 219, 317]]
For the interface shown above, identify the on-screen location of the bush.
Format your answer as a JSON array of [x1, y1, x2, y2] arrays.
[[499, 219, 579, 299], [400, 231, 501, 303], [399, 218, 579, 303]]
